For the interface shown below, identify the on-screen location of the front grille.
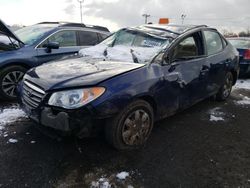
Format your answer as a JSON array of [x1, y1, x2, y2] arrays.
[[22, 80, 45, 109]]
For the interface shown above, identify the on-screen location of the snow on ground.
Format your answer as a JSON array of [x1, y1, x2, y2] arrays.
[[210, 115, 225, 122], [233, 79, 250, 90], [236, 96, 250, 105], [8, 138, 18, 143], [89, 171, 132, 188], [116, 172, 129, 180], [0, 105, 27, 135], [91, 178, 111, 188], [208, 107, 225, 122]]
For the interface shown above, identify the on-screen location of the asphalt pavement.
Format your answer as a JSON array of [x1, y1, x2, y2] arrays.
[[1, 85, 250, 188]]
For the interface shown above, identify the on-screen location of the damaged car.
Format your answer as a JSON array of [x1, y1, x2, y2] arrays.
[[18, 24, 239, 150]]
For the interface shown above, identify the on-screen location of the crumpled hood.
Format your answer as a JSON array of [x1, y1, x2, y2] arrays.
[[79, 44, 161, 63], [24, 57, 145, 91]]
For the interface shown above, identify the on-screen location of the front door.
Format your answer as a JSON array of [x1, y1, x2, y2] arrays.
[[164, 31, 208, 111], [35, 30, 81, 65]]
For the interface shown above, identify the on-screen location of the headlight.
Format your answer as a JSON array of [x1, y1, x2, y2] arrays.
[[48, 87, 105, 109]]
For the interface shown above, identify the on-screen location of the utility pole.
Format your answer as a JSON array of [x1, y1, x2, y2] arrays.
[[181, 14, 186, 25], [78, 0, 84, 23], [142, 14, 150, 24]]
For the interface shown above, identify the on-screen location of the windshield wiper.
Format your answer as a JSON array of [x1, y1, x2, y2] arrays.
[[130, 49, 139, 63]]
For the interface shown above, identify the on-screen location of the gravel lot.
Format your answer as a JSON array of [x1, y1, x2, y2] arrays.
[[0, 80, 250, 188]]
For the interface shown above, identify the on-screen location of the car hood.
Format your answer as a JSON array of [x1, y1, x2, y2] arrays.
[[24, 57, 145, 91], [0, 19, 24, 44]]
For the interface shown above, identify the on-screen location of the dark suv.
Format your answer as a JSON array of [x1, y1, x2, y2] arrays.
[[0, 20, 110, 100]]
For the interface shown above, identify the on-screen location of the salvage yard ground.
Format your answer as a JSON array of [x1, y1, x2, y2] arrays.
[[0, 80, 250, 188]]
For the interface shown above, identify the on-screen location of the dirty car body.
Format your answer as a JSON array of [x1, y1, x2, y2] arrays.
[[19, 24, 239, 149]]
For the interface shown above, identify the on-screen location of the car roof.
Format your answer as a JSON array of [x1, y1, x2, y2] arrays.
[[133, 24, 208, 39], [37, 22, 110, 33]]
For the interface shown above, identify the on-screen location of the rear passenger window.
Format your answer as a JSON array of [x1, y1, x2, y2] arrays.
[[98, 33, 108, 41], [79, 31, 99, 46], [204, 31, 223, 55]]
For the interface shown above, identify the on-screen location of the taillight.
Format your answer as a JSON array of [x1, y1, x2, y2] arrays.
[[244, 49, 250, 60]]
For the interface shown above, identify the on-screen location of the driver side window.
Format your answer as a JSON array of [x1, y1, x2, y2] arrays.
[[38, 30, 77, 48], [173, 36, 198, 60]]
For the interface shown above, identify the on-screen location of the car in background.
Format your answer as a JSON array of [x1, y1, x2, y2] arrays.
[[19, 24, 239, 150], [0, 20, 110, 100], [227, 37, 250, 77]]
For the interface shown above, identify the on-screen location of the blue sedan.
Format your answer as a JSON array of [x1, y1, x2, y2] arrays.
[[19, 24, 239, 150]]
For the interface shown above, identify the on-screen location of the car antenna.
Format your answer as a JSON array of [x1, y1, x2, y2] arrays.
[[130, 49, 139, 63]]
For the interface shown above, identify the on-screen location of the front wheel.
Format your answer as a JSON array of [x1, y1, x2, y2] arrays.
[[105, 100, 154, 150], [216, 72, 234, 101], [0, 65, 27, 100]]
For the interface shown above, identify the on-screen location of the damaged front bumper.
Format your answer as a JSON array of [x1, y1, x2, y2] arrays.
[[21, 103, 98, 137]]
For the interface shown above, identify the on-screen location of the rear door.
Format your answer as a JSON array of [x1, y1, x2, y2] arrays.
[[35, 30, 81, 64], [203, 30, 229, 94], [77, 30, 100, 48]]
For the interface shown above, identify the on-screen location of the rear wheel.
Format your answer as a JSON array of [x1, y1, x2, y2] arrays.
[[105, 100, 154, 150], [0, 65, 27, 100], [216, 72, 233, 101]]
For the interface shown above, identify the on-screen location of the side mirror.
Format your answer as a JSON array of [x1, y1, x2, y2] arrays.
[[43, 42, 59, 53], [162, 53, 171, 65]]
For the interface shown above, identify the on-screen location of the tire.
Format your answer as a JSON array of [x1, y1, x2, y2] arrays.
[[105, 100, 154, 150], [0, 65, 27, 100], [216, 72, 234, 101]]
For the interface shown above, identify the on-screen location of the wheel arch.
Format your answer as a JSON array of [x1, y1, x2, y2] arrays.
[[136, 95, 157, 117], [0, 62, 31, 71], [230, 69, 238, 85]]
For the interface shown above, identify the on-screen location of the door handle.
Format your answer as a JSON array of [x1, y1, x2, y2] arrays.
[[164, 72, 180, 82]]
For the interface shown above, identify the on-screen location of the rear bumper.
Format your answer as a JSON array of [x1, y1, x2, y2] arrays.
[[239, 62, 250, 77]]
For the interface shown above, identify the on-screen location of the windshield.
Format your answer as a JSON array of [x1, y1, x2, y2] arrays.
[[80, 28, 172, 64], [15, 25, 54, 45], [100, 29, 171, 48], [228, 39, 250, 49]]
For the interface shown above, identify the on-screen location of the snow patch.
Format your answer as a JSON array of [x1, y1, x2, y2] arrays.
[[233, 79, 250, 90], [8, 138, 18, 143], [116, 171, 129, 180], [208, 107, 225, 122], [236, 96, 250, 105], [210, 115, 224, 122], [91, 178, 111, 188], [0, 107, 27, 126]]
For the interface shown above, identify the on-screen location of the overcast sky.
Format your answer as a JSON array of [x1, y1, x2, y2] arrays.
[[0, 0, 249, 32]]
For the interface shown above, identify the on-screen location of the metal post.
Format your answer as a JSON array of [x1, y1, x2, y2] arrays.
[[181, 14, 186, 25], [78, 0, 84, 23], [142, 14, 151, 24]]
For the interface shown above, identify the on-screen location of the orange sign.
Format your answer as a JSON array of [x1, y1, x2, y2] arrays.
[[159, 18, 169, 24]]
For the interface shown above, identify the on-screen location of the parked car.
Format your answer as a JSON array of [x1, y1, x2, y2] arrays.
[[227, 37, 250, 77], [0, 19, 110, 100], [18, 24, 239, 150]]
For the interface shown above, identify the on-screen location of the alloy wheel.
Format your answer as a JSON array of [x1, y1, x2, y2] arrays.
[[122, 109, 151, 146], [223, 73, 233, 98], [2, 71, 24, 97]]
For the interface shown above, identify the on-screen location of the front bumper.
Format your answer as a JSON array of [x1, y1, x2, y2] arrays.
[[21, 102, 98, 137]]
